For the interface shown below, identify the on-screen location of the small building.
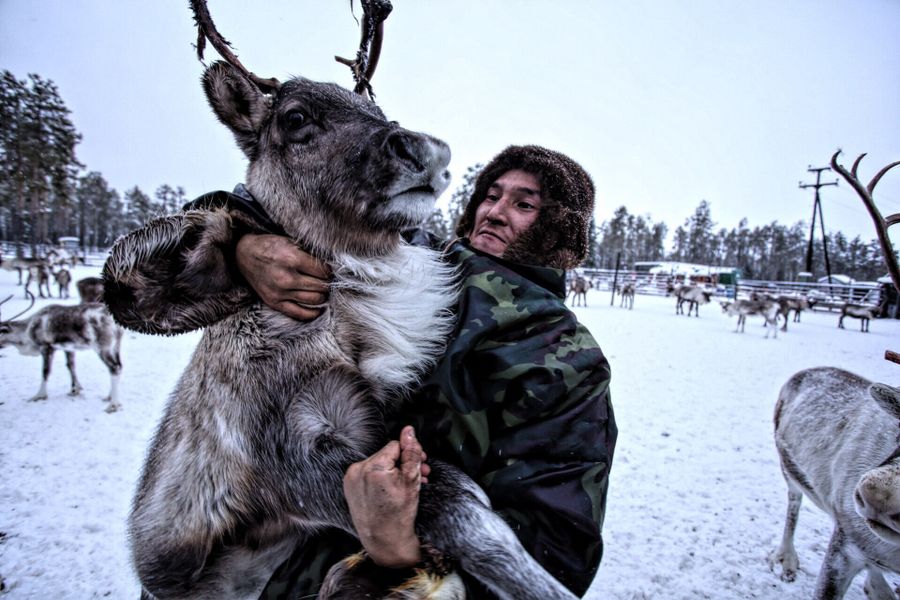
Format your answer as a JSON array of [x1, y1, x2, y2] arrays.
[[58, 236, 80, 252]]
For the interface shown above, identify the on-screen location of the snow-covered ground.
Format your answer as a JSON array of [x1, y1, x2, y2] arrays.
[[0, 264, 898, 599]]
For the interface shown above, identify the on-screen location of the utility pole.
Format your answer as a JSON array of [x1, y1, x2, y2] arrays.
[[799, 165, 838, 281]]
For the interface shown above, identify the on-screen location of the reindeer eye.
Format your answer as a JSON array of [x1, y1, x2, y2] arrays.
[[284, 110, 307, 131]]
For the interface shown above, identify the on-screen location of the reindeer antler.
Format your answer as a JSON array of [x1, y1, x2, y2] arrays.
[[831, 150, 900, 366], [830, 150, 900, 294], [335, 0, 393, 99], [1, 291, 35, 324], [189, 0, 280, 94]]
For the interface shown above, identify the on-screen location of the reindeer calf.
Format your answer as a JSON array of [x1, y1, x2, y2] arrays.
[[838, 302, 876, 332], [568, 276, 592, 307], [720, 299, 779, 338], [0, 303, 123, 412], [54, 268, 72, 298], [619, 283, 635, 309], [674, 284, 711, 317], [769, 367, 900, 599]]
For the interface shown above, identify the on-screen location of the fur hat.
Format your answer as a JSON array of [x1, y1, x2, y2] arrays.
[[454, 145, 595, 269]]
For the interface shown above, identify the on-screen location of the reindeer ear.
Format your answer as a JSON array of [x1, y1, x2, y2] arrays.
[[202, 61, 272, 158], [869, 382, 900, 420]]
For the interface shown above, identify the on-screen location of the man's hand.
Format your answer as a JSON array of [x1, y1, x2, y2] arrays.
[[235, 233, 330, 321], [343, 426, 432, 569]]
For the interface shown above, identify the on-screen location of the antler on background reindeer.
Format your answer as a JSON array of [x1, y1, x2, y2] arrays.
[[334, 0, 393, 99], [189, 0, 393, 100], [830, 150, 900, 365], [0, 291, 36, 325]]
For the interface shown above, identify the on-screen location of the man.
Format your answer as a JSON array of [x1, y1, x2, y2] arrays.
[[236, 145, 616, 598], [108, 144, 615, 598]]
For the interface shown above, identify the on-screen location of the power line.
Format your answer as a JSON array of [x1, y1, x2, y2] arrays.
[[799, 165, 839, 278]]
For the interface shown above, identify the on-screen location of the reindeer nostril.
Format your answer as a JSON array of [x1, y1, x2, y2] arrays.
[[386, 132, 424, 173]]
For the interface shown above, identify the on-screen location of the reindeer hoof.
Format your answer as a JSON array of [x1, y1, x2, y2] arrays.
[[104, 403, 121, 414], [68, 388, 83, 397], [28, 394, 48, 402], [766, 550, 798, 583]]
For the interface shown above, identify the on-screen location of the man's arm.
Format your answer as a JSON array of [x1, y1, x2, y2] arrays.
[[235, 233, 329, 321], [343, 425, 431, 568], [103, 215, 329, 334]]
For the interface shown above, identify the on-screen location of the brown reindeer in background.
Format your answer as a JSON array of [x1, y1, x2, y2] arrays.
[[618, 282, 635, 309], [0, 293, 123, 412], [104, 2, 579, 599], [568, 275, 592, 307], [54, 268, 72, 299]]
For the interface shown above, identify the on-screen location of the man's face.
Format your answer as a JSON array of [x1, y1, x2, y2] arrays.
[[469, 169, 543, 258]]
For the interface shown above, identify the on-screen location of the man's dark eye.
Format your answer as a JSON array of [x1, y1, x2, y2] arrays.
[[285, 110, 307, 130]]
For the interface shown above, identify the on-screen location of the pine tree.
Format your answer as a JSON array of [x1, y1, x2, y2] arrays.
[[76, 172, 120, 250], [685, 200, 715, 264], [584, 216, 598, 267], [123, 187, 157, 231], [155, 184, 187, 215], [0, 71, 82, 255], [445, 163, 483, 234]]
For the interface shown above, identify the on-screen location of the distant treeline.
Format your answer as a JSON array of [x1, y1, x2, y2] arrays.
[[0, 70, 187, 254], [423, 165, 889, 283], [0, 71, 889, 281]]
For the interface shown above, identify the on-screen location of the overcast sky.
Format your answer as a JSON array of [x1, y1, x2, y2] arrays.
[[3, 0, 899, 246]]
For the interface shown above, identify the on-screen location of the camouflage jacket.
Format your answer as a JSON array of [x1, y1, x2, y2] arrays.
[[264, 240, 616, 599]]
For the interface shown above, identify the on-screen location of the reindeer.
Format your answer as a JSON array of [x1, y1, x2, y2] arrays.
[[24, 262, 52, 299], [763, 295, 811, 332], [786, 295, 814, 326], [0, 294, 123, 412], [0, 255, 44, 285], [618, 282, 635, 309], [672, 284, 711, 317], [102, 2, 579, 599], [54, 268, 72, 299], [568, 275, 592, 307], [720, 299, 779, 338], [44, 247, 77, 270], [75, 276, 104, 304], [838, 302, 876, 333], [768, 367, 900, 599]]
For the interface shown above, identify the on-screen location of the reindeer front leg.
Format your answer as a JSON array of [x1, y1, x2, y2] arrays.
[[30, 345, 53, 401], [96, 329, 122, 412], [767, 487, 802, 581], [64, 351, 84, 396], [812, 527, 865, 600]]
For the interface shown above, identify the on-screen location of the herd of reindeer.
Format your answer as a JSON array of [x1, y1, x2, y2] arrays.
[[0, 251, 123, 412], [566, 275, 880, 337], [0, 0, 897, 596]]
